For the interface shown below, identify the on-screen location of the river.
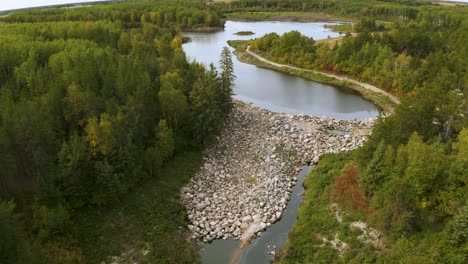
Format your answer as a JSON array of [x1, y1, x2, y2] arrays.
[[182, 20, 379, 264], [183, 20, 380, 120]]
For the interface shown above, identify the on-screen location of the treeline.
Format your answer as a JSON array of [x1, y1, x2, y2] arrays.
[[1, 0, 223, 28], [0, 1, 234, 263], [220, 0, 422, 20]]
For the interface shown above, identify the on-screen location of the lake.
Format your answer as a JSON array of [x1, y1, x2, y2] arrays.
[[183, 20, 380, 120]]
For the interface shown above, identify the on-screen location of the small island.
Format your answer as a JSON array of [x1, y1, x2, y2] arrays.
[[234, 30, 255, 35]]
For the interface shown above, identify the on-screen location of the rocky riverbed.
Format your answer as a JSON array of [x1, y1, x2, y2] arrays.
[[181, 101, 374, 243]]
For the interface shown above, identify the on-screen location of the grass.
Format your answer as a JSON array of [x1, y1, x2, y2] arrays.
[[234, 30, 255, 35], [227, 40, 396, 113], [324, 23, 353, 34], [69, 150, 202, 264]]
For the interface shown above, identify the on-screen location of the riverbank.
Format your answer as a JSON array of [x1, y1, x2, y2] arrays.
[[228, 40, 399, 113], [181, 101, 374, 244], [226, 11, 352, 23], [182, 26, 224, 33], [276, 152, 385, 263]]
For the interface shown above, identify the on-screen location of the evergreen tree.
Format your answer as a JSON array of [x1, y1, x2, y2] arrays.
[[219, 46, 235, 115], [360, 140, 393, 197], [189, 65, 221, 145]]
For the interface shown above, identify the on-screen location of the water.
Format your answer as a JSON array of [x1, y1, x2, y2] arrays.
[[183, 21, 380, 120], [185, 20, 378, 264], [200, 166, 313, 264]]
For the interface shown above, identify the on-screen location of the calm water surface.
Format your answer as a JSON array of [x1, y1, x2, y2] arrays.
[[183, 21, 380, 120]]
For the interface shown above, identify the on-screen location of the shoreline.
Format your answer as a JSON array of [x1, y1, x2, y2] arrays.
[[181, 26, 224, 33], [181, 101, 374, 246], [228, 40, 399, 113], [225, 11, 353, 23]]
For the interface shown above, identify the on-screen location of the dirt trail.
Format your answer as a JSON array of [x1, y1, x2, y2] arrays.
[[245, 46, 400, 105]]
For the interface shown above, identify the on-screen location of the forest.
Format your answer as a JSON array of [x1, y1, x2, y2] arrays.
[[1, 0, 467, 263], [218, 0, 423, 20], [237, 1, 468, 263], [1, 1, 224, 28], [0, 1, 233, 263]]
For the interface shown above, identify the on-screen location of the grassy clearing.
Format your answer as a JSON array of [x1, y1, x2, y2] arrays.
[[70, 150, 202, 264], [324, 23, 353, 34], [228, 40, 395, 113]]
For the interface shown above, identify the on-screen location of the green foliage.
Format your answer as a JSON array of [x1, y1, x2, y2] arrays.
[[158, 72, 188, 129], [37, 204, 71, 241], [189, 64, 224, 144], [223, 0, 421, 20], [453, 128, 468, 162], [1, 1, 224, 28], [251, 31, 315, 67], [360, 140, 393, 196], [0, 1, 232, 262], [0, 201, 37, 264], [281, 135, 467, 261], [354, 18, 384, 32], [233, 1, 468, 263], [446, 204, 468, 247], [219, 47, 236, 114], [156, 119, 175, 162], [70, 151, 202, 263], [279, 153, 350, 263]]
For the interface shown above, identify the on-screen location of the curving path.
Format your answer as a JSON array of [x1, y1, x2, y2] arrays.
[[245, 46, 400, 105]]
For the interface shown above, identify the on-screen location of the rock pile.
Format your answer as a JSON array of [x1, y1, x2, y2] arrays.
[[181, 102, 374, 242]]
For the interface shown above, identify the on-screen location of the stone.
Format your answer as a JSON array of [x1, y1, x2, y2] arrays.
[[196, 203, 207, 210], [252, 214, 262, 222], [276, 211, 282, 219], [180, 103, 374, 242], [240, 222, 249, 230], [241, 215, 253, 223]]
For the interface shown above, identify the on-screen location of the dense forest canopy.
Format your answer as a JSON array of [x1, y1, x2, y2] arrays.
[[219, 0, 426, 19], [0, 0, 224, 28], [0, 1, 234, 263]]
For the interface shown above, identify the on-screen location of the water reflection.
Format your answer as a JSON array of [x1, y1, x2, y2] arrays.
[[183, 21, 380, 120]]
